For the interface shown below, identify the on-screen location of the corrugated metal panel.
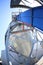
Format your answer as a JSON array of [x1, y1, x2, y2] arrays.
[[33, 6, 43, 31], [17, 6, 43, 31], [17, 9, 32, 25]]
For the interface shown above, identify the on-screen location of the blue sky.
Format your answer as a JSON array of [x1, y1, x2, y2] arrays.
[[0, 0, 19, 57], [0, 0, 11, 57]]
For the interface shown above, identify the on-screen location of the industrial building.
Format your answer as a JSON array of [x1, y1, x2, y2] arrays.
[[1, 0, 43, 65]]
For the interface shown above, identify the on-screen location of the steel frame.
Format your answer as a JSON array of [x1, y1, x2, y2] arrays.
[[36, 0, 43, 5]]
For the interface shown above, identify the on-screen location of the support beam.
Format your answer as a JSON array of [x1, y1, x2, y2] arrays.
[[10, 0, 31, 8], [36, 0, 43, 5]]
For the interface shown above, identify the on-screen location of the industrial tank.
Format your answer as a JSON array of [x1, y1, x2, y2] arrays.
[[5, 20, 34, 65], [2, 15, 43, 65]]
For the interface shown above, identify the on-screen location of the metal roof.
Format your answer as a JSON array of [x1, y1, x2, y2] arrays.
[[10, 0, 43, 8]]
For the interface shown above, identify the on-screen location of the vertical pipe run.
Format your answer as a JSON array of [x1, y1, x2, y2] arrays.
[[5, 28, 11, 65]]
